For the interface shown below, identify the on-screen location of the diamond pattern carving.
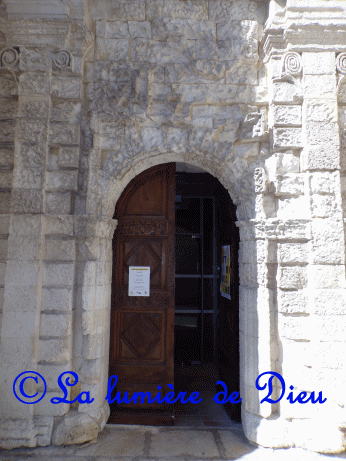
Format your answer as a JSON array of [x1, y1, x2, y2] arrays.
[[121, 313, 161, 359], [123, 241, 161, 279]]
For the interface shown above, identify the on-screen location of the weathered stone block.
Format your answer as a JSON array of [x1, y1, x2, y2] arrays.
[[49, 124, 80, 145], [309, 265, 346, 289], [51, 101, 81, 123], [105, 38, 129, 60], [43, 263, 75, 287], [278, 242, 308, 264], [129, 21, 151, 39], [46, 192, 71, 215], [10, 214, 42, 236], [302, 145, 340, 171], [13, 167, 42, 190], [19, 72, 50, 96], [19, 48, 51, 72], [11, 189, 43, 213], [105, 21, 129, 38], [275, 174, 304, 196], [209, 1, 259, 22], [19, 144, 45, 168], [43, 215, 73, 236], [239, 263, 270, 288], [265, 152, 300, 177], [302, 52, 335, 75], [42, 287, 73, 312], [278, 290, 308, 314], [0, 121, 15, 143], [303, 74, 337, 99], [311, 194, 341, 218], [0, 72, 18, 97], [313, 289, 346, 316], [142, 127, 165, 151], [311, 219, 345, 264], [166, 127, 187, 152], [310, 172, 338, 195], [18, 98, 50, 120], [277, 195, 309, 219], [58, 147, 80, 168], [272, 105, 302, 126], [272, 81, 303, 104], [132, 37, 195, 63], [314, 315, 346, 342], [152, 18, 216, 41], [0, 171, 12, 189], [305, 101, 337, 123], [166, 62, 225, 84], [273, 128, 303, 149], [226, 63, 258, 85], [147, 0, 208, 20], [305, 122, 339, 147], [46, 171, 78, 192], [7, 235, 41, 261], [18, 120, 48, 144], [51, 76, 81, 99], [278, 266, 307, 290], [106, 0, 145, 21], [40, 313, 72, 337], [38, 338, 71, 363], [51, 410, 99, 446], [0, 148, 14, 167], [0, 99, 18, 120], [37, 364, 72, 391], [278, 314, 310, 341], [45, 239, 75, 261], [82, 334, 104, 359]]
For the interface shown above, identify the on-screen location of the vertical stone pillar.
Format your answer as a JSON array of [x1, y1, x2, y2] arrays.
[[238, 219, 279, 445], [0, 48, 51, 447], [290, 52, 346, 451], [0, 48, 19, 373], [51, 216, 117, 446]]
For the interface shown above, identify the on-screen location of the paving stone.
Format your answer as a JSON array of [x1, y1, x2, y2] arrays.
[[149, 429, 220, 458], [74, 426, 145, 458]]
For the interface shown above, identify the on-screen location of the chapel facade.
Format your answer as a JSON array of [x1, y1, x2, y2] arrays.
[[0, 0, 346, 453]]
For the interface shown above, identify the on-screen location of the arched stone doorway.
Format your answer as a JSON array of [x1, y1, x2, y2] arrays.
[[70, 147, 274, 447], [107, 162, 241, 426]]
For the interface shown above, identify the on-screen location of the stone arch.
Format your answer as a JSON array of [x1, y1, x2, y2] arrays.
[[100, 152, 243, 219]]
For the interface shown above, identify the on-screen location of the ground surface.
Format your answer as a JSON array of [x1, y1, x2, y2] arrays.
[[1, 424, 346, 461]]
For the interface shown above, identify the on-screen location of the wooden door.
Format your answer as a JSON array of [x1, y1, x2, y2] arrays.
[[109, 163, 175, 425]]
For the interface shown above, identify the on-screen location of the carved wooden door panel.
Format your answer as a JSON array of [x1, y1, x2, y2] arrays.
[[109, 163, 175, 424]]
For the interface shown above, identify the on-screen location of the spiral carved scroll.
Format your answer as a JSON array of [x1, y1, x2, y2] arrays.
[[282, 52, 302, 77], [53, 50, 72, 70], [336, 53, 346, 74], [0, 48, 19, 69]]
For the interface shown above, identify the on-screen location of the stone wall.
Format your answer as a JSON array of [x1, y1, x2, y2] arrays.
[[0, 0, 346, 453]]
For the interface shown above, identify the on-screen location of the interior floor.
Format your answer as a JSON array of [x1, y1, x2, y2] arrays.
[[174, 363, 234, 428]]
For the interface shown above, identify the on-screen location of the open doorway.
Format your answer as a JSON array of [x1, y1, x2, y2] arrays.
[[108, 163, 240, 426], [174, 171, 240, 427]]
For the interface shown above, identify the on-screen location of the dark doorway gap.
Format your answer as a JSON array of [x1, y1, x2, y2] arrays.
[[174, 172, 240, 426]]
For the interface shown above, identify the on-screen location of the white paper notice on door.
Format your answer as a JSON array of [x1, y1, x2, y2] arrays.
[[128, 266, 150, 297]]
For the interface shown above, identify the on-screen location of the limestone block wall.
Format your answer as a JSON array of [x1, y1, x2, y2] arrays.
[[0, 0, 346, 454]]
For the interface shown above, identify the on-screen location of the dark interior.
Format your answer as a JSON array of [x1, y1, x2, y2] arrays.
[[174, 172, 240, 425]]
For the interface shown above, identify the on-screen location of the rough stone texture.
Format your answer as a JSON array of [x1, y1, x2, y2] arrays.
[[0, 0, 346, 455]]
